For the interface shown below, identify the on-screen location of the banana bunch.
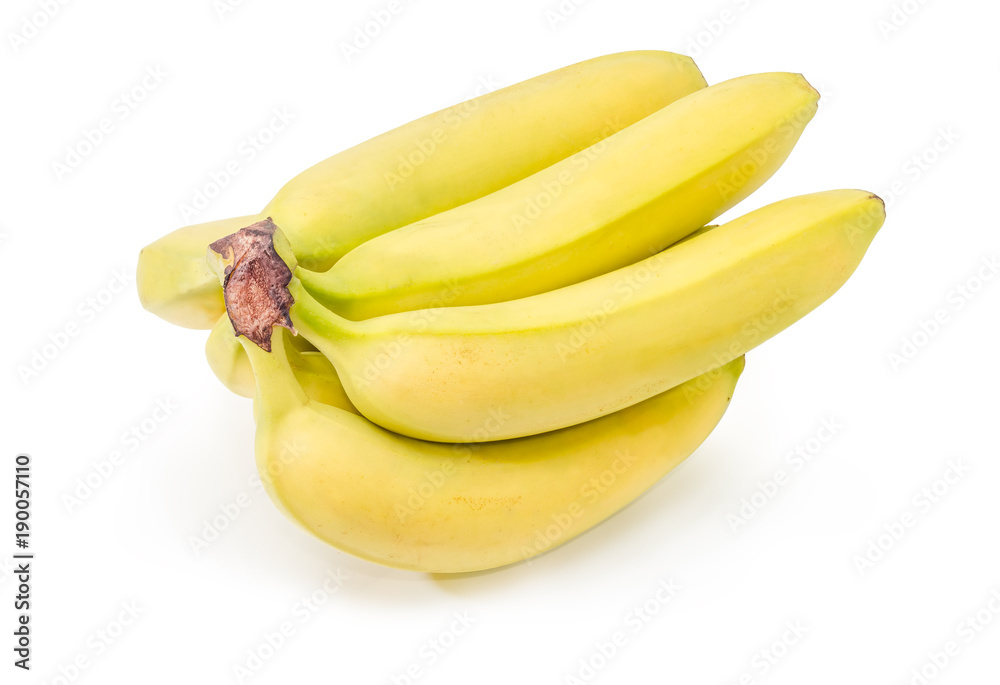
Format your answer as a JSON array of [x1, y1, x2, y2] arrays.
[[138, 52, 885, 573]]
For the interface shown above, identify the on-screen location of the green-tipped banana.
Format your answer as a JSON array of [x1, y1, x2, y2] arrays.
[[206, 314, 358, 414], [137, 215, 258, 329], [237, 190, 883, 443], [204, 225, 719, 398], [138, 51, 707, 329], [300, 72, 819, 320], [241, 329, 743, 573]]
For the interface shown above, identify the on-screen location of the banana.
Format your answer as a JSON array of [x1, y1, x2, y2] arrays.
[[299, 72, 820, 320], [214, 190, 883, 442], [240, 329, 743, 573], [205, 313, 255, 396], [138, 51, 707, 329], [205, 224, 719, 397], [206, 313, 309, 398], [288, 352, 360, 415], [137, 215, 258, 329], [206, 314, 358, 414]]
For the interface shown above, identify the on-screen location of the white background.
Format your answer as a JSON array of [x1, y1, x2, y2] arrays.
[[3, 0, 999, 683]]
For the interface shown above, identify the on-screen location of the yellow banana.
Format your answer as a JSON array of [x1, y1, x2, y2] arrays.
[[138, 51, 707, 329], [241, 329, 743, 573], [205, 225, 719, 397], [288, 352, 360, 415], [137, 215, 258, 329], [205, 313, 255, 396], [206, 313, 308, 398], [219, 190, 883, 442], [299, 72, 819, 320], [206, 314, 357, 414]]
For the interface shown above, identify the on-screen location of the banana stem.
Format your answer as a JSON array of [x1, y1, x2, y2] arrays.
[[238, 329, 309, 418], [288, 277, 357, 352]]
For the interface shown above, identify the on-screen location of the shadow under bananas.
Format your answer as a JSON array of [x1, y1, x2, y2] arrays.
[[427, 443, 734, 594]]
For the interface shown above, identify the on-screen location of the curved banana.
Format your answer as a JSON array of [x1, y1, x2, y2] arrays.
[[206, 314, 358, 414], [205, 313, 255, 396], [299, 72, 819, 320], [241, 329, 743, 573], [253, 190, 884, 442], [205, 224, 719, 397], [206, 313, 309, 398], [137, 215, 258, 329], [138, 51, 707, 329]]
